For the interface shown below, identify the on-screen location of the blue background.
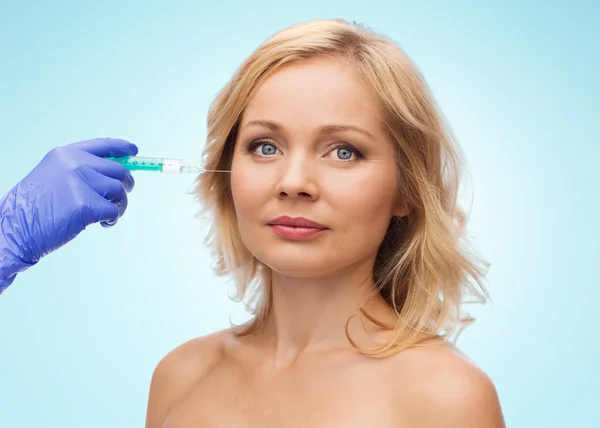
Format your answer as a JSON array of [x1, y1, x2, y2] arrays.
[[0, 1, 598, 426]]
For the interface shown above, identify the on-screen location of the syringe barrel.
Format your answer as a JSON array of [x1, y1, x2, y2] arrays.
[[107, 156, 186, 173], [161, 158, 185, 174]]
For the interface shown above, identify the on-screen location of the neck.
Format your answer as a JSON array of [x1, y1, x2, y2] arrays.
[[258, 260, 395, 365]]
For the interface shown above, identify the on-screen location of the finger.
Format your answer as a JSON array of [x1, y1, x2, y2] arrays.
[[69, 138, 139, 158], [100, 218, 118, 228], [87, 196, 120, 226], [83, 152, 136, 192], [73, 187, 120, 227], [76, 166, 129, 220], [99, 177, 129, 219]]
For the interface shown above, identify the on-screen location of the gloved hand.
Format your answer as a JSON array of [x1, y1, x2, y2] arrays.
[[0, 138, 138, 292]]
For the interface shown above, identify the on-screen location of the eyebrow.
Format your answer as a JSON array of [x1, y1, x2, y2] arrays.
[[242, 120, 375, 139]]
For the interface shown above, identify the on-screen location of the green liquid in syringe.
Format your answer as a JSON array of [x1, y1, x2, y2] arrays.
[[108, 156, 165, 172]]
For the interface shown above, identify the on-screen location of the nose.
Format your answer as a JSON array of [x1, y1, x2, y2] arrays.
[[275, 155, 319, 202]]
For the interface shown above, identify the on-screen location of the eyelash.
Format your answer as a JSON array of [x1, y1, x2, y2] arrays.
[[246, 139, 365, 162]]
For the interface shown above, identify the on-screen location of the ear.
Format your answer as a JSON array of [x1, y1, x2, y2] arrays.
[[392, 199, 410, 218]]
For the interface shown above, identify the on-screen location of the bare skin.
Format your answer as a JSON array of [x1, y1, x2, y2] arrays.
[[145, 57, 505, 427], [146, 331, 504, 428]]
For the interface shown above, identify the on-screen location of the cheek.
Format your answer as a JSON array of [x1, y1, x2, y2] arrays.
[[230, 159, 253, 218], [230, 156, 273, 226], [328, 170, 398, 224], [330, 173, 398, 262], [229, 156, 278, 264]]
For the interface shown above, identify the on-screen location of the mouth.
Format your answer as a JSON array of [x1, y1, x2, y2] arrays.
[[266, 216, 329, 240]]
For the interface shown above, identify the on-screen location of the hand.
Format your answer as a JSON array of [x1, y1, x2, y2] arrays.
[[0, 138, 138, 289]]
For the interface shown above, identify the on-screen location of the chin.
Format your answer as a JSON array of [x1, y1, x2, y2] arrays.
[[266, 263, 334, 279], [256, 251, 337, 279]]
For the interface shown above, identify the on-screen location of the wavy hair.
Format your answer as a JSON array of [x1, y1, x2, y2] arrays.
[[194, 19, 489, 357]]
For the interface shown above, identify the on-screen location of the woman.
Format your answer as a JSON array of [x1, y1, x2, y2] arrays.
[[145, 19, 505, 427]]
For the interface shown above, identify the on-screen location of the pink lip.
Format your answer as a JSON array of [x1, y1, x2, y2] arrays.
[[267, 216, 329, 240], [268, 216, 327, 229]]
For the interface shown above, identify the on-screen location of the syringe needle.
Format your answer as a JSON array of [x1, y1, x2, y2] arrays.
[[201, 169, 231, 174], [181, 166, 230, 174]]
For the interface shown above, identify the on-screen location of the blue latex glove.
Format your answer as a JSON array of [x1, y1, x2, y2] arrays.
[[0, 138, 138, 293]]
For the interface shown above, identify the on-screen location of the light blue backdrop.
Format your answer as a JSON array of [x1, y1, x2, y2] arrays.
[[0, 1, 598, 427]]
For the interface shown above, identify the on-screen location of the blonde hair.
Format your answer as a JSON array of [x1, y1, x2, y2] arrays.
[[195, 19, 489, 357]]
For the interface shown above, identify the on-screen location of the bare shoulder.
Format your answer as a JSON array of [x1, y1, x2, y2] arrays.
[[144, 329, 231, 428], [389, 339, 505, 428]]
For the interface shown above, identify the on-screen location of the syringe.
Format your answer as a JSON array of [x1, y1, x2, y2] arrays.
[[107, 156, 229, 174]]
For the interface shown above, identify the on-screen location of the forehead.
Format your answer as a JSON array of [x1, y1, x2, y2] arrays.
[[241, 57, 382, 131]]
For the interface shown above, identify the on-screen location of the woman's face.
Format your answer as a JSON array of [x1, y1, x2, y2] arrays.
[[231, 56, 404, 278]]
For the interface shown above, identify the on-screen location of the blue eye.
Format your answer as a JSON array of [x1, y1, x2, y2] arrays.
[[332, 144, 363, 161], [336, 147, 354, 160], [248, 140, 278, 156], [260, 143, 277, 156]]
